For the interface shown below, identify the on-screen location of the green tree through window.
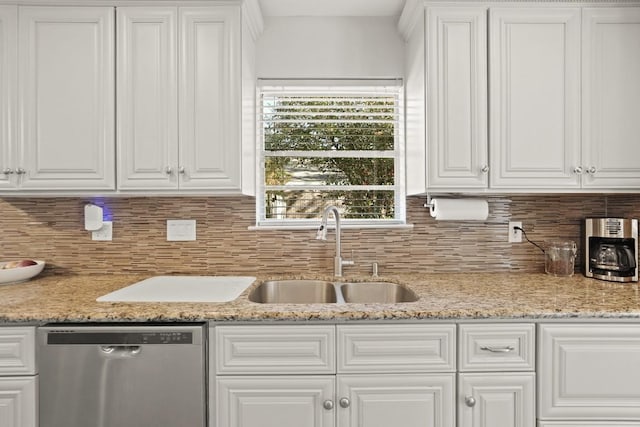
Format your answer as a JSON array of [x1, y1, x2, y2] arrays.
[[259, 81, 403, 225]]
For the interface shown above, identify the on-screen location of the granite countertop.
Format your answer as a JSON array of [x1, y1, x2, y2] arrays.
[[0, 272, 639, 323]]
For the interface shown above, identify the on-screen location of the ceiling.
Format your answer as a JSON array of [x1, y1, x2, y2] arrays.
[[258, 0, 407, 17]]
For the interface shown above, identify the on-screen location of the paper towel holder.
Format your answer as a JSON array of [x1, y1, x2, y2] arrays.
[[423, 194, 435, 209]]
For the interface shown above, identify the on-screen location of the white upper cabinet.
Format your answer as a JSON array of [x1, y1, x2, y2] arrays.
[[0, 6, 16, 190], [426, 7, 488, 190], [117, 7, 178, 190], [18, 6, 115, 190], [489, 8, 581, 189], [179, 7, 241, 190], [582, 8, 640, 189], [117, 6, 241, 192], [407, 4, 640, 193]]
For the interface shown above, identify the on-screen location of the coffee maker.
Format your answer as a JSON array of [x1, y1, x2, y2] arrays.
[[585, 218, 638, 282]]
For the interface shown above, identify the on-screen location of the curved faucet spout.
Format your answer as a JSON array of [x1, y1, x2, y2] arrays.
[[316, 206, 353, 277]]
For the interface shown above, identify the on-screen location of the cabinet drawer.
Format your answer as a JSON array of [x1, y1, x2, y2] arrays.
[[459, 323, 535, 371], [0, 327, 36, 375], [215, 325, 335, 375], [337, 324, 456, 373], [539, 424, 640, 427], [539, 324, 640, 419]]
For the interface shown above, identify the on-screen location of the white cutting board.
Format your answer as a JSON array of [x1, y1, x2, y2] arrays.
[[97, 276, 256, 303]]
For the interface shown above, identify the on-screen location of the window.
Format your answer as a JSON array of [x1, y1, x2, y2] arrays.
[[257, 79, 405, 227]]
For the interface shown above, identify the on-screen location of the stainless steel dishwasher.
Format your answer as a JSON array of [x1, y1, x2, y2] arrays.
[[38, 323, 206, 427]]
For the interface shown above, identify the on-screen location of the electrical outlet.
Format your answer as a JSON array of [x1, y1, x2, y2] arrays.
[[508, 221, 522, 243], [92, 221, 113, 241]]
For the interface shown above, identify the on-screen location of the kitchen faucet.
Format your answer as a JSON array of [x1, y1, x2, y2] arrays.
[[316, 205, 354, 277]]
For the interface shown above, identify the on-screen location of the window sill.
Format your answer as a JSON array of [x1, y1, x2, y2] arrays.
[[248, 223, 414, 231]]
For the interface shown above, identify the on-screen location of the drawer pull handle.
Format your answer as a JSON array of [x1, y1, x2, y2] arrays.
[[323, 400, 334, 410], [480, 345, 515, 353]]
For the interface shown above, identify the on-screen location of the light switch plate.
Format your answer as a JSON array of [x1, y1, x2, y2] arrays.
[[167, 220, 196, 241], [92, 221, 113, 241]]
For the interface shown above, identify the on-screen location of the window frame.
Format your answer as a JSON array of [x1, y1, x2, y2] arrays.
[[255, 79, 406, 228]]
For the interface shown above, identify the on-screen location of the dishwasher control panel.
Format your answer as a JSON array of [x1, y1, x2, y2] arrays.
[[46, 331, 193, 345]]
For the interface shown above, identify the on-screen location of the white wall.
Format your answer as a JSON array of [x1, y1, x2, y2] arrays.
[[256, 16, 404, 78]]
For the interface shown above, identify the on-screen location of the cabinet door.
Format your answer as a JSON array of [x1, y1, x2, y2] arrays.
[[216, 376, 335, 427], [117, 7, 179, 190], [0, 376, 37, 427], [489, 8, 581, 189], [18, 6, 115, 190], [0, 6, 16, 189], [582, 8, 640, 189], [539, 324, 640, 420], [337, 374, 455, 427], [179, 7, 241, 191], [458, 373, 535, 427], [426, 7, 488, 189]]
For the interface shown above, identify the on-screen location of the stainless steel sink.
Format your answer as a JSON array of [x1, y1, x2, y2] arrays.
[[248, 280, 337, 304], [340, 282, 419, 303], [249, 279, 418, 304]]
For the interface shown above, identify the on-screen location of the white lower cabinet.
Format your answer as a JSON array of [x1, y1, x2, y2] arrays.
[[337, 374, 454, 427], [217, 376, 335, 427], [458, 324, 536, 427], [0, 327, 36, 427], [459, 373, 535, 427], [213, 324, 456, 427], [538, 324, 640, 422]]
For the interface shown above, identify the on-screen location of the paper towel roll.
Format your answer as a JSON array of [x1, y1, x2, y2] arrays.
[[429, 198, 489, 221]]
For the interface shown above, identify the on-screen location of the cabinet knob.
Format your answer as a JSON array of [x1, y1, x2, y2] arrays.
[[165, 166, 173, 175], [481, 165, 489, 173], [323, 400, 334, 410], [573, 166, 583, 174], [586, 166, 597, 174], [2, 168, 13, 175], [179, 166, 185, 174], [339, 398, 350, 408], [15, 168, 26, 175], [465, 396, 476, 407]]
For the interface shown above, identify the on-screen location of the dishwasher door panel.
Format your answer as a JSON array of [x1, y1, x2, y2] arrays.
[[38, 324, 206, 427]]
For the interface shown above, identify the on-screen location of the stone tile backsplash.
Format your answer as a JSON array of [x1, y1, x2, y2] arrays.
[[1, 194, 638, 276]]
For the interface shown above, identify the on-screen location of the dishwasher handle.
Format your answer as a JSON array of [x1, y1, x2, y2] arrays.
[[100, 345, 142, 358]]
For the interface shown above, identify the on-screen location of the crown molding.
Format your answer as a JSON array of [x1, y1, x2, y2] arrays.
[[398, 0, 422, 41], [242, 0, 264, 40]]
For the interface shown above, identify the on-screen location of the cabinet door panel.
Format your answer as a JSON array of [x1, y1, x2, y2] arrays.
[[582, 8, 640, 188], [18, 6, 114, 190], [489, 8, 581, 189], [179, 7, 241, 190], [0, 6, 16, 189], [539, 324, 640, 419], [117, 7, 178, 189], [215, 325, 336, 375], [216, 376, 335, 427], [0, 327, 35, 375], [459, 373, 535, 427], [337, 324, 456, 373], [426, 7, 488, 189], [337, 374, 455, 427], [0, 376, 37, 427]]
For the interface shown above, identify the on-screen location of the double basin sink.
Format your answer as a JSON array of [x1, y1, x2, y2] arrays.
[[249, 280, 419, 304]]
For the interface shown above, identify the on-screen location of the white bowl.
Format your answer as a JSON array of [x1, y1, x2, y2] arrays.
[[0, 261, 46, 285]]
